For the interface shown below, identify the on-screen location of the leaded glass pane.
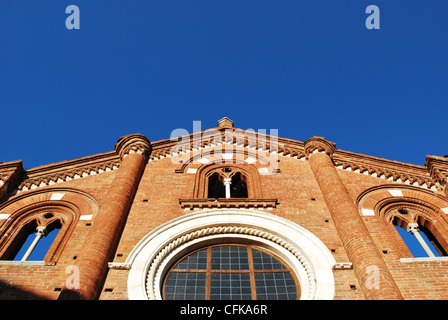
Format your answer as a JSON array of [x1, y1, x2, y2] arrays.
[[210, 273, 252, 300], [174, 248, 208, 270], [252, 249, 286, 270], [254, 272, 297, 300], [163, 244, 299, 300], [164, 272, 206, 300], [211, 245, 249, 270]]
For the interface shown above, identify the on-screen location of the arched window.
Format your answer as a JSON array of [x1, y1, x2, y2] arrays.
[[0, 207, 75, 263], [163, 244, 298, 300], [11, 220, 61, 261], [126, 209, 336, 300], [389, 206, 448, 258], [394, 219, 447, 258], [208, 172, 225, 199], [205, 167, 250, 199], [180, 163, 277, 210], [231, 173, 248, 198]]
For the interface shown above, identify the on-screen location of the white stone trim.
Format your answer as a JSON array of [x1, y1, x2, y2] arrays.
[[388, 189, 404, 197], [361, 208, 375, 216], [197, 158, 211, 164], [50, 193, 65, 201], [126, 209, 336, 300], [222, 153, 233, 160], [0, 213, 11, 220], [245, 157, 257, 164], [108, 262, 131, 270]]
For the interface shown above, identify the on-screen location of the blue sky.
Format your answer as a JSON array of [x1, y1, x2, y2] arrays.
[[1, 0, 447, 170]]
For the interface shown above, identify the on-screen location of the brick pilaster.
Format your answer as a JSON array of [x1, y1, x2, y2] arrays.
[[305, 137, 403, 300], [59, 134, 151, 300]]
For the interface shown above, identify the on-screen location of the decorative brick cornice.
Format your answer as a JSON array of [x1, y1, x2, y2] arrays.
[[426, 155, 448, 188], [333, 152, 437, 190], [148, 129, 443, 191], [8, 134, 151, 195], [304, 136, 336, 159], [16, 156, 120, 192], [3, 128, 445, 197], [115, 133, 152, 160], [148, 127, 306, 161]]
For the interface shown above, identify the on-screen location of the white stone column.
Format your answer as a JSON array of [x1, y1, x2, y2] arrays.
[[407, 223, 436, 257], [223, 178, 232, 198], [21, 226, 47, 261]]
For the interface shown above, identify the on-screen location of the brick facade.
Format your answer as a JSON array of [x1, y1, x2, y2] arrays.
[[1, 117, 448, 300]]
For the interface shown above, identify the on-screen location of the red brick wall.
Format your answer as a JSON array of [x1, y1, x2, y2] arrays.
[[1, 139, 448, 300], [0, 170, 117, 299]]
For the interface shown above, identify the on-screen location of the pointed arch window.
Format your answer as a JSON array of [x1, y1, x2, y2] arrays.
[[203, 166, 255, 199], [389, 206, 448, 258], [180, 163, 277, 210], [0, 206, 77, 264], [230, 172, 248, 198], [208, 172, 225, 199], [11, 220, 61, 261], [394, 221, 446, 258], [207, 170, 248, 199]]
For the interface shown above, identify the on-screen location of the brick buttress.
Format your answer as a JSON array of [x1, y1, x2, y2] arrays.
[[59, 134, 151, 300], [305, 137, 403, 300]]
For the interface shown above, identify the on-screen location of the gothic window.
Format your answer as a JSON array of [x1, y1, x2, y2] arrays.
[[11, 220, 61, 261], [0, 208, 73, 263], [231, 172, 248, 198], [207, 170, 248, 199], [208, 172, 225, 199], [163, 244, 299, 300], [394, 221, 446, 258], [389, 206, 448, 258], [180, 163, 276, 210], [203, 166, 254, 199]]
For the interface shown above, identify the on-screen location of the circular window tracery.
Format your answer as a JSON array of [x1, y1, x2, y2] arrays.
[[163, 244, 299, 300], [126, 209, 336, 300]]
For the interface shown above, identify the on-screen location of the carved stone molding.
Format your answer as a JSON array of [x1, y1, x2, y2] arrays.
[[179, 198, 278, 210], [145, 225, 317, 300], [125, 209, 337, 300], [333, 262, 353, 270]]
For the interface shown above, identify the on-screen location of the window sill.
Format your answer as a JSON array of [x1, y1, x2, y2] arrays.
[[400, 257, 448, 263], [0, 260, 56, 266], [179, 198, 278, 210]]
